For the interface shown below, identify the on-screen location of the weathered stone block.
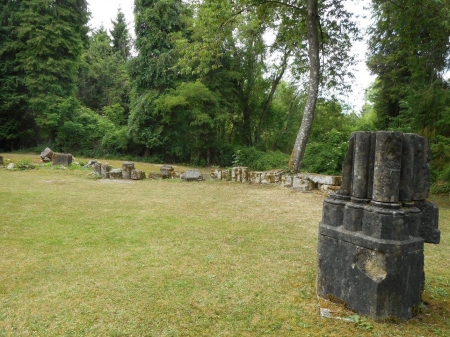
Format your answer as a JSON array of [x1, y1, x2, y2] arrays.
[[93, 162, 102, 176], [283, 175, 293, 187], [249, 172, 262, 184], [342, 199, 367, 232], [318, 131, 439, 322], [52, 153, 73, 166], [317, 228, 424, 320], [101, 163, 111, 179], [130, 169, 145, 180], [322, 194, 349, 227], [181, 169, 204, 181], [0, 156, 3, 166], [298, 173, 342, 186], [415, 201, 440, 244], [122, 161, 135, 179], [319, 184, 341, 194], [292, 177, 314, 191], [362, 203, 408, 241], [40, 147, 54, 162], [109, 169, 122, 179], [160, 165, 174, 179], [148, 172, 162, 179]]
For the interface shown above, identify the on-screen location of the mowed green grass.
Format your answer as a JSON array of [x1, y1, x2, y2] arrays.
[[0, 153, 449, 336]]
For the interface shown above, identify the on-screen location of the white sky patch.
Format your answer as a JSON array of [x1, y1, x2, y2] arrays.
[[88, 0, 135, 35]]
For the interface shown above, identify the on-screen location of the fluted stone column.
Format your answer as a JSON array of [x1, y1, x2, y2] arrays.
[[317, 131, 440, 321], [342, 132, 374, 232]]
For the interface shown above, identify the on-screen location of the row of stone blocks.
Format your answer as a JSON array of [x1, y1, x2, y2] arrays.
[[210, 167, 341, 192], [93, 161, 145, 180], [317, 131, 440, 321]]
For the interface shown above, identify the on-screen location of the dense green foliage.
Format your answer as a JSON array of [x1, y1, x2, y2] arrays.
[[0, 0, 448, 187], [367, 0, 450, 190]]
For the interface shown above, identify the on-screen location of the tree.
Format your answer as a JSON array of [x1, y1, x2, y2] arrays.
[[367, 0, 450, 135], [0, 0, 31, 150], [77, 27, 131, 115], [128, 0, 188, 157], [173, 0, 356, 170], [110, 7, 132, 60], [1, 0, 89, 145], [288, 0, 320, 173]]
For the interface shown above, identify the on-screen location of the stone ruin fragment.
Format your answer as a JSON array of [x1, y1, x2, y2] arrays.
[[317, 131, 440, 320]]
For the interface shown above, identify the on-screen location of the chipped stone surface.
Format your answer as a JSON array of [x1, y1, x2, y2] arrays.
[[40, 147, 54, 162], [317, 131, 440, 321], [298, 173, 342, 186], [101, 163, 111, 179], [181, 169, 204, 181], [122, 162, 135, 179], [109, 169, 122, 179], [52, 153, 73, 166], [131, 169, 145, 180], [292, 177, 314, 191]]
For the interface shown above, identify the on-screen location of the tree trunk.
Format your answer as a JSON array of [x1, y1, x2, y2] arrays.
[[288, 0, 320, 173], [255, 49, 289, 144]]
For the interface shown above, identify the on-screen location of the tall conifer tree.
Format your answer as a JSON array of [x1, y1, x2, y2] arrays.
[[2, 0, 89, 144], [128, 0, 187, 156]]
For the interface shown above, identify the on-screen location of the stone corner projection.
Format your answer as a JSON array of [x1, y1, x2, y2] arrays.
[[317, 131, 440, 321]]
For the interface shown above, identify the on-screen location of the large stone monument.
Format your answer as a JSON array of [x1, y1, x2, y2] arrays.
[[317, 131, 440, 320]]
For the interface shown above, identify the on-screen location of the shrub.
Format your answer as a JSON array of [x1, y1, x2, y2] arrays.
[[232, 147, 289, 171], [302, 129, 349, 175]]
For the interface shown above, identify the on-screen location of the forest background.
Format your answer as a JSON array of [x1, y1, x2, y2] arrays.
[[1, 0, 449, 192]]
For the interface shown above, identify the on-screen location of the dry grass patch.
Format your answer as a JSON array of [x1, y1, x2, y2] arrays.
[[0, 153, 449, 336]]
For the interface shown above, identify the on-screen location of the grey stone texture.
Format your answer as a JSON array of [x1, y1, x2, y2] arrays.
[[122, 162, 135, 179], [317, 131, 440, 321], [160, 165, 174, 179], [109, 169, 122, 179], [52, 153, 73, 166], [101, 163, 112, 179], [131, 169, 145, 180], [40, 147, 54, 162], [181, 169, 204, 181]]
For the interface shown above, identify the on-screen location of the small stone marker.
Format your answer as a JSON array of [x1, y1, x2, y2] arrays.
[[7, 163, 14, 170], [160, 165, 174, 179], [131, 169, 145, 180], [93, 162, 102, 176], [317, 131, 440, 321], [52, 153, 73, 166], [101, 163, 112, 179], [0, 156, 3, 166], [181, 169, 204, 181], [109, 168, 122, 179], [148, 172, 162, 179], [292, 177, 314, 191], [40, 147, 54, 162], [122, 161, 135, 179]]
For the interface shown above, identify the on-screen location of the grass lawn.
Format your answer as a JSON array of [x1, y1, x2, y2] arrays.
[[1, 153, 449, 336]]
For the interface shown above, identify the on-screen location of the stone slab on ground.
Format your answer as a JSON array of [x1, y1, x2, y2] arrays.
[[298, 173, 342, 186], [292, 177, 314, 191], [52, 153, 73, 166], [40, 147, 54, 162], [181, 169, 204, 181], [131, 169, 145, 180], [109, 169, 122, 179]]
